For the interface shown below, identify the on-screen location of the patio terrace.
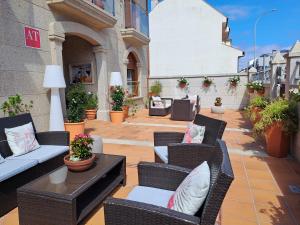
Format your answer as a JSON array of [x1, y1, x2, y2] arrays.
[[1, 109, 300, 225]]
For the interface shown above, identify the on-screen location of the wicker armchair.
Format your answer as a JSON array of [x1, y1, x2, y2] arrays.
[[170, 95, 200, 121], [154, 114, 227, 169], [104, 139, 234, 225], [149, 97, 173, 116]]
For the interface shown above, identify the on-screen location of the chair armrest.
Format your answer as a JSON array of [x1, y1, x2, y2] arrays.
[[36, 131, 70, 146], [168, 143, 217, 169], [138, 162, 191, 191], [154, 132, 185, 146], [104, 198, 200, 225]]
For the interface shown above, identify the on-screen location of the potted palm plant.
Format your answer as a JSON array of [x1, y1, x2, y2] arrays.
[[110, 86, 125, 124], [202, 76, 213, 88], [64, 134, 95, 171], [254, 98, 297, 158], [85, 92, 98, 120], [149, 81, 162, 96], [1, 94, 33, 117], [177, 77, 189, 89], [65, 84, 88, 141]]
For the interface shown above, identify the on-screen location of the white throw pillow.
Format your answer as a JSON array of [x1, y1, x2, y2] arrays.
[[182, 123, 205, 144], [0, 154, 5, 164], [168, 161, 210, 215], [5, 122, 40, 156], [152, 96, 162, 102]]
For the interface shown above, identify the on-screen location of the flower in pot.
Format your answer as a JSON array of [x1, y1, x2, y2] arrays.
[[252, 80, 265, 96], [254, 98, 297, 158], [1, 94, 33, 117], [245, 96, 269, 125], [214, 97, 222, 106], [110, 86, 125, 124], [150, 81, 162, 97], [64, 134, 95, 171], [228, 76, 240, 88], [202, 76, 213, 88], [85, 92, 98, 120], [177, 77, 189, 89], [245, 82, 254, 93], [65, 84, 88, 141]]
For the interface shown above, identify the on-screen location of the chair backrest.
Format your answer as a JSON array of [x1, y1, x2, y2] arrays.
[[0, 113, 36, 158], [193, 114, 227, 145], [196, 140, 234, 225]]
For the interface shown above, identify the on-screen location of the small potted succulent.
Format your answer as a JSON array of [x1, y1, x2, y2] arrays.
[[1, 94, 33, 117], [228, 76, 240, 88], [246, 82, 255, 93], [110, 86, 125, 124], [149, 81, 162, 96], [211, 97, 224, 114], [202, 76, 213, 88], [85, 92, 98, 120], [65, 84, 88, 141], [177, 77, 189, 89], [64, 134, 95, 171], [252, 80, 265, 96], [214, 97, 222, 106]]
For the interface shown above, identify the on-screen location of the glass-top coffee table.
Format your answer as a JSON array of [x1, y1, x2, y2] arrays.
[[17, 154, 126, 225]]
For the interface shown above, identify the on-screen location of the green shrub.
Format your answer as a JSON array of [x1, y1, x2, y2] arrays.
[[86, 92, 98, 110], [150, 81, 162, 96], [249, 96, 269, 109], [70, 134, 93, 161], [66, 83, 88, 123], [1, 94, 33, 117]]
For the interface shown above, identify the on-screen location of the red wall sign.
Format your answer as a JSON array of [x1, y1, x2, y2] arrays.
[[24, 26, 41, 49]]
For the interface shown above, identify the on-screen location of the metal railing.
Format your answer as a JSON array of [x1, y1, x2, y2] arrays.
[[91, 0, 115, 16], [126, 1, 149, 36], [127, 80, 140, 97]]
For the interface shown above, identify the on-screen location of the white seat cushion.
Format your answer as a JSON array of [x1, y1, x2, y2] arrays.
[[154, 146, 168, 163], [0, 154, 5, 164], [127, 186, 174, 208], [6, 145, 69, 163], [0, 158, 38, 182]]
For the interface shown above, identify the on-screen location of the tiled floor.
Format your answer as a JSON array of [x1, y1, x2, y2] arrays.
[[1, 109, 300, 225]]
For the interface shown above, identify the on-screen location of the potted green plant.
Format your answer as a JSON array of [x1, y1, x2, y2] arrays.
[[203, 76, 213, 88], [150, 81, 162, 96], [123, 96, 138, 119], [252, 80, 265, 96], [65, 84, 88, 141], [254, 98, 297, 157], [85, 92, 98, 120], [246, 96, 269, 125], [228, 76, 240, 88], [177, 77, 189, 89], [64, 134, 95, 171], [214, 97, 222, 106], [1, 94, 33, 117], [110, 86, 125, 124], [246, 82, 254, 93]]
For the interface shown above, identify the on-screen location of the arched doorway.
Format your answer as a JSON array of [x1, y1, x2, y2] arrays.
[[127, 52, 139, 97]]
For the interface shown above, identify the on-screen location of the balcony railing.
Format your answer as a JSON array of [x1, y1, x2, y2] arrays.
[[91, 0, 115, 16], [125, 1, 149, 37]]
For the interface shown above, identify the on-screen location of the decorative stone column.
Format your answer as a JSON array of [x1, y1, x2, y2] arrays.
[[93, 46, 110, 121], [270, 51, 286, 99]]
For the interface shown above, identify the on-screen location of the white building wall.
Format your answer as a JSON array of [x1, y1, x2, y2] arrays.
[[149, 0, 243, 77]]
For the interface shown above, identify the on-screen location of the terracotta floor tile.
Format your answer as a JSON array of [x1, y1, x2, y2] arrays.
[[249, 179, 282, 194], [221, 200, 257, 222], [246, 169, 274, 181]]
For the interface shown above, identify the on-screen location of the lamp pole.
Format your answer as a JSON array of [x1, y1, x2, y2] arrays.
[[253, 9, 277, 68]]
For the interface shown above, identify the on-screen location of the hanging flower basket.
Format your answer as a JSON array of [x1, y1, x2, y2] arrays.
[[177, 77, 189, 89]]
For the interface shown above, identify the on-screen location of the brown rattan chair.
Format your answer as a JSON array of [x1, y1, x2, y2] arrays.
[[170, 95, 200, 121], [154, 114, 227, 169], [104, 139, 234, 225], [149, 97, 173, 116]]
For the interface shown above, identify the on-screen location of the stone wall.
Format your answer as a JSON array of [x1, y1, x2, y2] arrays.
[[149, 73, 249, 109]]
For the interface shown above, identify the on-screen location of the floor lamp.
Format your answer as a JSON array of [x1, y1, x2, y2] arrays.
[[43, 65, 66, 131]]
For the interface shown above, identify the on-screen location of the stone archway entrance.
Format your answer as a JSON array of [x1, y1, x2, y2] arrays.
[[48, 21, 110, 120]]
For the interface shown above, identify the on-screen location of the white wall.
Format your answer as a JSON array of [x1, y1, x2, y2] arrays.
[[149, 0, 243, 77]]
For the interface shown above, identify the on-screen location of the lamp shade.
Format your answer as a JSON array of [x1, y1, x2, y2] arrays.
[[43, 65, 66, 88], [110, 72, 123, 86]]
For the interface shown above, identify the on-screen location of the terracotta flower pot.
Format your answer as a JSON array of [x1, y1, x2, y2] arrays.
[[257, 89, 265, 96], [251, 107, 262, 125], [85, 109, 97, 120], [264, 122, 290, 158], [64, 121, 85, 142], [122, 106, 129, 119], [110, 111, 124, 124], [248, 87, 255, 93], [179, 82, 187, 89], [64, 154, 96, 172]]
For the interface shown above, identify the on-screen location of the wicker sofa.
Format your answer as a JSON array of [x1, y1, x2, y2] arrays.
[[104, 139, 234, 225], [170, 95, 200, 121], [149, 97, 173, 116], [154, 114, 227, 169], [0, 113, 69, 216]]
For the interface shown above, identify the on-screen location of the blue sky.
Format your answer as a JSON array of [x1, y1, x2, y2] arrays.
[[206, 0, 300, 69]]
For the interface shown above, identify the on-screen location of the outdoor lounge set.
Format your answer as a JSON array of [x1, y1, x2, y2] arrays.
[[0, 112, 233, 225]]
